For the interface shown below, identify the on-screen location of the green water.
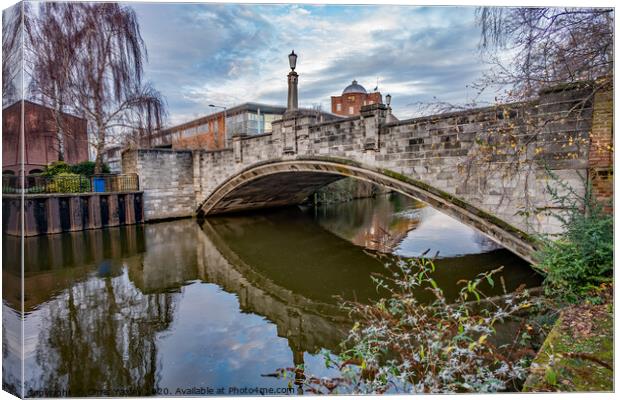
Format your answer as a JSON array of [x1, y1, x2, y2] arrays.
[[2, 193, 541, 396]]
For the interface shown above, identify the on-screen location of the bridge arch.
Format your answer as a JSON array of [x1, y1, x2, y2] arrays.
[[197, 157, 539, 263]]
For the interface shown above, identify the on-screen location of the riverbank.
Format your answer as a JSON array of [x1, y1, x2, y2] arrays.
[[523, 285, 613, 392]]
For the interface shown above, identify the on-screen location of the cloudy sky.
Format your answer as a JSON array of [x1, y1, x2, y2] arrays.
[[129, 3, 497, 126]]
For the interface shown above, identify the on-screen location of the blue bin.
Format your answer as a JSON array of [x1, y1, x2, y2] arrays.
[[93, 177, 105, 192]]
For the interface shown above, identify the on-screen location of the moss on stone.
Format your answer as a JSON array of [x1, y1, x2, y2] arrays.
[[302, 155, 363, 168], [522, 305, 613, 392]]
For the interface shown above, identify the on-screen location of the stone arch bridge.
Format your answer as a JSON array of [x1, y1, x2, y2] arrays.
[[122, 83, 612, 263]]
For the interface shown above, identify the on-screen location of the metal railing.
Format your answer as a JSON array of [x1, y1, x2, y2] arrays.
[[2, 174, 140, 194]]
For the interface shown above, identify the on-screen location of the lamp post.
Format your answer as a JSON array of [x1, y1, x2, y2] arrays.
[[286, 50, 299, 115], [209, 104, 228, 147], [385, 94, 399, 124], [288, 50, 297, 71]]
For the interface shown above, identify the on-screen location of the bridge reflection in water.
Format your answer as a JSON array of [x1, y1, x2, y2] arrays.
[[2, 195, 541, 396]]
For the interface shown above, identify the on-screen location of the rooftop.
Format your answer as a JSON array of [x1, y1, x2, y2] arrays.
[[342, 80, 367, 95]]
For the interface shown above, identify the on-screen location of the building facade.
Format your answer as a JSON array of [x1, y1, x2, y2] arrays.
[[331, 80, 382, 117], [102, 145, 123, 173], [146, 103, 289, 150], [2, 100, 89, 175]]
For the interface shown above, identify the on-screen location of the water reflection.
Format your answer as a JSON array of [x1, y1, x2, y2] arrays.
[[2, 196, 542, 396], [311, 194, 424, 253], [312, 194, 500, 257]]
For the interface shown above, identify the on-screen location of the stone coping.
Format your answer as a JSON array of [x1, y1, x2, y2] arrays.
[[2, 191, 143, 199]]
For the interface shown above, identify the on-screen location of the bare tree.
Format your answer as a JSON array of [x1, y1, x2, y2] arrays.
[[2, 3, 24, 107], [466, 7, 614, 226], [24, 3, 166, 172], [26, 2, 87, 160], [70, 3, 166, 173], [475, 7, 613, 100]]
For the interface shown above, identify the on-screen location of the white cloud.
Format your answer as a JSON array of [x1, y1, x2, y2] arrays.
[[133, 4, 493, 126]]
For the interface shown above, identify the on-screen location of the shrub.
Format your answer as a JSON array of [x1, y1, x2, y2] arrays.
[[70, 160, 110, 176], [534, 175, 613, 302], [43, 161, 72, 176], [48, 172, 91, 193], [273, 257, 537, 394], [43, 160, 110, 177]]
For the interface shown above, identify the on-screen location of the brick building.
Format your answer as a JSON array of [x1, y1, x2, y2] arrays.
[[2, 100, 89, 175], [146, 103, 288, 150], [587, 78, 614, 212], [331, 80, 382, 116]]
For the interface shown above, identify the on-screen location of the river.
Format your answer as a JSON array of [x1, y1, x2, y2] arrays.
[[2, 193, 541, 396]]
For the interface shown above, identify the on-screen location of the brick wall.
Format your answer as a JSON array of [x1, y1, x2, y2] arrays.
[[2, 100, 89, 175], [588, 80, 613, 212], [331, 92, 382, 116]]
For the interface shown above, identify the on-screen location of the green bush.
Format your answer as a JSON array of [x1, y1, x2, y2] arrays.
[[48, 172, 91, 193], [534, 178, 613, 302], [43, 160, 110, 177], [70, 160, 110, 176], [43, 161, 72, 176]]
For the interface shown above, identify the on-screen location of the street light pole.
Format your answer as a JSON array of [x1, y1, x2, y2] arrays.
[[285, 50, 299, 116], [385, 94, 399, 124], [209, 104, 227, 147]]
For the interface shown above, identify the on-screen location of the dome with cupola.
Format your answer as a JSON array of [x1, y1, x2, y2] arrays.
[[342, 80, 367, 95]]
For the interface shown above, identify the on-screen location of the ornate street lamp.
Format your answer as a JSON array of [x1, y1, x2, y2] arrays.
[[286, 50, 299, 115], [288, 50, 298, 71], [385, 94, 399, 124]]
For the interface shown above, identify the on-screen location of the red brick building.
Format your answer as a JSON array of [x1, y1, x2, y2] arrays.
[[145, 103, 287, 150], [331, 80, 382, 116], [2, 100, 89, 175]]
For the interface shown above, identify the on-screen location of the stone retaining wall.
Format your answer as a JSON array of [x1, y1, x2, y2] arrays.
[[122, 149, 195, 221]]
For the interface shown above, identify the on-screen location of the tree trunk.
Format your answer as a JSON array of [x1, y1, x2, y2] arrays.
[[94, 124, 106, 174], [54, 107, 65, 161]]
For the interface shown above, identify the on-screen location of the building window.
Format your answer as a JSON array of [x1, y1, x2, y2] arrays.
[[363, 100, 367, 106], [336, 103, 342, 112], [369, 100, 374, 105], [348, 106, 354, 114], [264, 113, 280, 133], [348, 95, 355, 102]]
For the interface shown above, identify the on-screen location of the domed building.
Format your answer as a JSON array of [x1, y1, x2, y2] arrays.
[[331, 80, 382, 117]]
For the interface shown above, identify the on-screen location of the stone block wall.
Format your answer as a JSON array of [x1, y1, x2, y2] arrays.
[[196, 149, 235, 209], [122, 148, 195, 221], [306, 118, 366, 158], [125, 82, 608, 242], [369, 86, 594, 235]]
